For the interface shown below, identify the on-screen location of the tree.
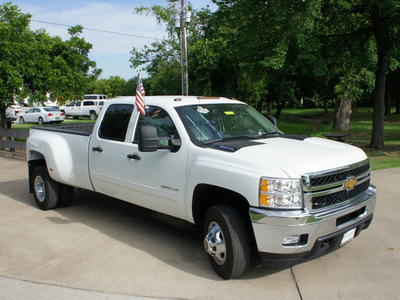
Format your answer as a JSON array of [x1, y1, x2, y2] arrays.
[[87, 76, 127, 98], [0, 3, 99, 129]]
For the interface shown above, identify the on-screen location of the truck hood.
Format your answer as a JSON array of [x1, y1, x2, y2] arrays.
[[229, 136, 367, 178]]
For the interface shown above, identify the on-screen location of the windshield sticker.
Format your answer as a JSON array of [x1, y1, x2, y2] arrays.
[[224, 111, 235, 115], [197, 106, 209, 114]]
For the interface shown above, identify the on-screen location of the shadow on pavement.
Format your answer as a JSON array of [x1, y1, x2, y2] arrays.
[[1, 179, 286, 280]]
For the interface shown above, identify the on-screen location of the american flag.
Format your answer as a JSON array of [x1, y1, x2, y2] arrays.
[[136, 73, 146, 115]]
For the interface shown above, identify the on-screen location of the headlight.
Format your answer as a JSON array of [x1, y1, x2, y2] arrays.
[[259, 177, 303, 209]]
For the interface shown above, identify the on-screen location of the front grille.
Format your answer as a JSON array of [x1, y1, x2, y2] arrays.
[[312, 179, 370, 209], [310, 163, 370, 187], [303, 160, 371, 211]]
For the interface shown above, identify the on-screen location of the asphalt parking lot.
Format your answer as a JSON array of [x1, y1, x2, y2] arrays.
[[0, 156, 399, 300]]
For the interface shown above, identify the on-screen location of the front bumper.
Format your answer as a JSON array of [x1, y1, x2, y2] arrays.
[[250, 185, 376, 266]]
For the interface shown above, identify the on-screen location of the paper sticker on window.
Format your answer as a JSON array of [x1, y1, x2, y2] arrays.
[[224, 111, 235, 115], [197, 106, 209, 114]]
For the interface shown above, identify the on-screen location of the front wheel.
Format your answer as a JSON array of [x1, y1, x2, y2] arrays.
[[32, 166, 59, 210], [203, 205, 251, 279], [19, 116, 24, 124]]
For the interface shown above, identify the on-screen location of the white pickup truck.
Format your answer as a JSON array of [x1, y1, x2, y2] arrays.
[[61, 95, 106, 120], [26, 96, 376, 279]]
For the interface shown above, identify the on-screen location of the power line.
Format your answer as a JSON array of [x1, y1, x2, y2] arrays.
[[31, 20, 159, 40]]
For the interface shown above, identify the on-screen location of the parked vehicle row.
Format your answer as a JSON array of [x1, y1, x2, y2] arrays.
[[4, 94, 107, 127]]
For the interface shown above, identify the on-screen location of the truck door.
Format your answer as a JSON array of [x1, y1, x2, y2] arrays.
[[73, 101, 82, 116], [89, 104, 188, 220]]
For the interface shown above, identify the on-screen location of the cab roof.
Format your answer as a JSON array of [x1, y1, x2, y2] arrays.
[[112, 96, 244, 108]]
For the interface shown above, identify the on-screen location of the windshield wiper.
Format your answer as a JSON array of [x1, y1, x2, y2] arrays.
[[204, 135, 256, 145], [260, 131, 282, 137]]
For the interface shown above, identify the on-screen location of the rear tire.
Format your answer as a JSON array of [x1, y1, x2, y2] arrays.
[[6, 121, 12, 128], [38, 117, 44, 125], [203, 205, 251, 279], [90, 111, 97, 120], [32, 166, 59, 210]]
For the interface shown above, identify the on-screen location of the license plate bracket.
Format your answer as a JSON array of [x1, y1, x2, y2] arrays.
[[341, 228, 356, 246]]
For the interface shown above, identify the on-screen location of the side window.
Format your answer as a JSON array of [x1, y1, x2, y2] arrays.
[[133, 106, 179, 146], [83, 101, 94, 106], [67, 102, 75, 107], [76, 101, 81, 107], [99, 104, 134, 142]]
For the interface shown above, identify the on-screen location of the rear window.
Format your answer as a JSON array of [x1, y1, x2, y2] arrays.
[[43, 108, 57, 112], [84, 95, 97, 100], [98, 104, 134, 142]]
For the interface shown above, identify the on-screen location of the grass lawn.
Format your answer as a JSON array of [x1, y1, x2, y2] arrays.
[[11, 118, 95, 131], [274, 107, 400, 171]]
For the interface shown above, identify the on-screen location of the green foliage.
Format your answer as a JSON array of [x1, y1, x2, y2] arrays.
[[0, 3, 99, 128], [87, 76, 128, 98]]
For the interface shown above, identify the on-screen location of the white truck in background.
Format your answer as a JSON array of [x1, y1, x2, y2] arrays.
[[26, 96, 376, 279], [61, 94, 107, 120]]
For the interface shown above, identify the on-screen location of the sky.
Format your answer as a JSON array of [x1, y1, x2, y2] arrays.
[[8, 0, 217, 80]]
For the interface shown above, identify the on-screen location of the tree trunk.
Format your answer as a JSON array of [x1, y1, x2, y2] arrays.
[[0, 107, 6, 129], [332, 98, 352, 131], [274, 100, 286, 119], [395, 93, 400, 114], [256, 101, 262, 113], [370, 4, 388, 150], [385, 90, 392, 116], [324, 100, 328, 114], [266, 99, 272, 117]]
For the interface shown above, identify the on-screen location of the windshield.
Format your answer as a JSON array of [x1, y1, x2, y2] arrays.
[[176, 103, 281, 145]]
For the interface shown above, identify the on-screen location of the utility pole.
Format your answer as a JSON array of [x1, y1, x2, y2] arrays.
[[169, 0, 190, 96], [180, 0, 189, 96]]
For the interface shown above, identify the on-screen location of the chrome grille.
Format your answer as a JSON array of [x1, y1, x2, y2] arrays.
[[310, 163, 370, 187], [302, 160, 371, 211]]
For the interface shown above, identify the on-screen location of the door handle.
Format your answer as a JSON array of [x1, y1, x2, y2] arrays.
[[92, 146, 103, 152], [127, 154, 141, 160]]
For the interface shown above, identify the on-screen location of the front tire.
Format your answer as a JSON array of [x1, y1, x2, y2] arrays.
[[32, 166, 59, 210], [19, 116, 24, 123], [203, 205, 251, 279]]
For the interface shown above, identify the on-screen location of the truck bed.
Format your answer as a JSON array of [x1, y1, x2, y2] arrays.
[[31, 123, 95, 136], [28, 123, 95, 191]]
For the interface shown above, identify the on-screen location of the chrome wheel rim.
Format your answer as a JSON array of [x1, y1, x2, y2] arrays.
[[34, 176, 45, 202], [204, 221, 226, 265]]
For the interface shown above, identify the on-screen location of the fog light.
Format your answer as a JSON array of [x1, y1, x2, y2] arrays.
[[283, 235, 301, 245], [283, 234, 308, 246]]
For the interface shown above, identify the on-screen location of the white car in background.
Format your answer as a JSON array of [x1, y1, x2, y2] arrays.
[[19, 107, 65, 125]]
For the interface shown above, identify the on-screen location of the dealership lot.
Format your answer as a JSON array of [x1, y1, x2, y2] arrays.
[[0, 156, 399, 300]]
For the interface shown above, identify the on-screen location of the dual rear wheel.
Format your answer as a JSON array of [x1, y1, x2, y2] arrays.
[[32, 166, 73, 210]]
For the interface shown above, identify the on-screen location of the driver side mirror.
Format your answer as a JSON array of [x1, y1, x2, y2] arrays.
[[138, 125, 158, 152], [138, 125, 181, 153]]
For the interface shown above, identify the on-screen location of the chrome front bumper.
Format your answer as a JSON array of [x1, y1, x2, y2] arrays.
[[250, 186, 376, 266]]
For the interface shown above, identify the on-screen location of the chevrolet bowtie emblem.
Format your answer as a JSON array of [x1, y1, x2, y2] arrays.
[[344, 177, 357, 190]]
